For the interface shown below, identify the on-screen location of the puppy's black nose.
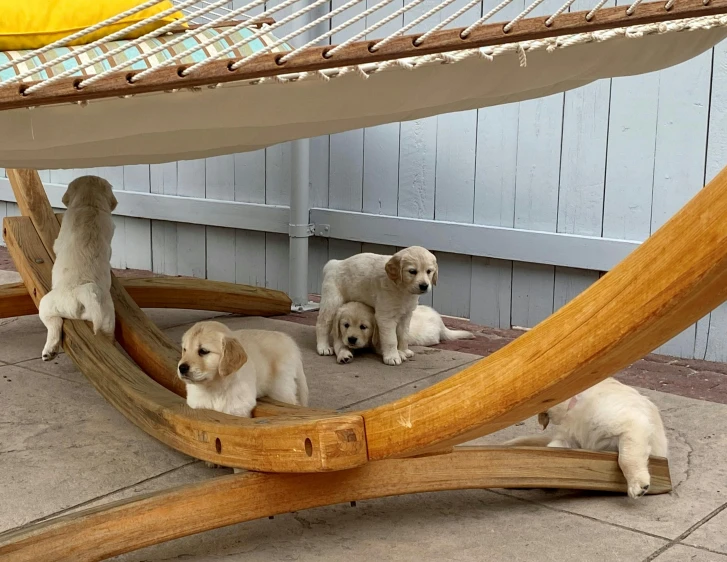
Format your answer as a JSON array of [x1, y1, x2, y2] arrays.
[[348, 336, 358, 344], [178, 363, 189, 375], [419, 283, 429, 292]]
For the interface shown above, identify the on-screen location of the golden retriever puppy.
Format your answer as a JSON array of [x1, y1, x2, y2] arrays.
[[316, 246, 438, 366], [38, 176, 117, 361], [331, 302, 474, 364], [178, 321, 309, 418], [505, 378, 668, 499]]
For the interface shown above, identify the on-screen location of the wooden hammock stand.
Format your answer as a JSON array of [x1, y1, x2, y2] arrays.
[[2, 1, 727, 559]]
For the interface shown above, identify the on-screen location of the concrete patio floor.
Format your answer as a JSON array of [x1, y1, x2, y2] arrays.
[[1, 265, 726, 561]]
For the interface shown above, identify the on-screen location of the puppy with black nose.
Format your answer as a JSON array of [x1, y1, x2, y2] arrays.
[[331, 301, 474, 364], [178, 321, 309, 418], [316, 246, 438, 366]]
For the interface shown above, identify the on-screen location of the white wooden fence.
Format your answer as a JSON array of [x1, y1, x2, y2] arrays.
[[2, 0, 727, 361]]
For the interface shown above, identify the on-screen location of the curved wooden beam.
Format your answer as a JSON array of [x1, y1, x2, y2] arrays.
[[0, 275, 292, 319], [361, 164, 727, 459], [0, 446, 671, 562], [0, 282, 33, 318], [3, 215, 367, 472]]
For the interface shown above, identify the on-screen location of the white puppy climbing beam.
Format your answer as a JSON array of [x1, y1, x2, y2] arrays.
[[2, 0, 727, 559]]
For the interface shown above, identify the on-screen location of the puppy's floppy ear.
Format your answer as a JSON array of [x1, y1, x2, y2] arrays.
[[107, 190, 118, 212], [61, 183, 76, 208], [432, 265, 439, 286], [330, 308, 343, 345], [538, 412, 550, 430], [385, 254, 401, 283], [218, 336, 247, 377]]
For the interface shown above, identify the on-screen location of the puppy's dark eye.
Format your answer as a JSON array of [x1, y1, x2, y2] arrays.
[[427, 269, 432, 274], [360, 325, 367, 330], [409, 269, 417, 275], [198, 348, 210, 356], [344, 323, 350, 329]]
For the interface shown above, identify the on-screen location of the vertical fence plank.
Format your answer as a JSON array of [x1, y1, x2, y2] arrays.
[[206, 155, 236, 283], [650, 51, 712, 357], [265, 143, 292, 292], [429, 0, 482, 319], [121, 165, 153, 271], [234, 150, 267, 287], [176, 160, 207, 278], [327, 0, 366, 259], [509, 0, 566, 329], [362, 0, 403, 218], [470, 0, 525, 329], [701, 45, 726, 361], [554, 0, 612, 306]]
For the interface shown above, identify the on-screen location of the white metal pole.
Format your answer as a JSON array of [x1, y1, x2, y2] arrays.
[[289, 137, 311, 309], [288, 0, 314, 310]]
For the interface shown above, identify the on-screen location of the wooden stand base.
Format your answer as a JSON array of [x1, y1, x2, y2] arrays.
[[9, 161, 727, 559], [0, 446, 670, 562]]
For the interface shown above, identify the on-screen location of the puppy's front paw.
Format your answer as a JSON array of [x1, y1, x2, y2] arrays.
[[399, 349, 414, 360], [317, 344, 334, 356], [627, 476, 650, 499], [383, 353, 403, 366], [337, 349, 354, 364]]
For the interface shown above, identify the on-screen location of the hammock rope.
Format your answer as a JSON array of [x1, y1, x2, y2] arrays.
[[19, 0, 208, 94], [187, 0, 333, 75], [82, 0, 273, 86], [0, 0, 725, 105]]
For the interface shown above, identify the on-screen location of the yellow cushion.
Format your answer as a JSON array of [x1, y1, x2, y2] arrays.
[[0, 0, 185, 51]]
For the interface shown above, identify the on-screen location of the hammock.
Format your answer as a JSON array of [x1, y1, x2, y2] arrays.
[[0, 0, 725, 168]]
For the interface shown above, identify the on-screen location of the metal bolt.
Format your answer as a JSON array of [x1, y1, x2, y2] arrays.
[[34, 258, 44, 264]]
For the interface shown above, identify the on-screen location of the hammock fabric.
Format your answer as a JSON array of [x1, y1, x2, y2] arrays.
[[0, 0, 725, 169]]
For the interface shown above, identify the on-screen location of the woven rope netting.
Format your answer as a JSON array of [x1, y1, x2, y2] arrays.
[[2, 0, 727, 98]]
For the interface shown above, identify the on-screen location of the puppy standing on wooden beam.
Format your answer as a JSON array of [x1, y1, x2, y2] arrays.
[[315, 246, 438, 366], [38, 176, 117, 361]]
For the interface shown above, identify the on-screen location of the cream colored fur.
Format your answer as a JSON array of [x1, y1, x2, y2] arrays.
[[316, 246, 438, 366], [178, 321, 309, 418], [505, 378, 668, 499], [331, 301, 474, 364], [38, 175, 117, 361]]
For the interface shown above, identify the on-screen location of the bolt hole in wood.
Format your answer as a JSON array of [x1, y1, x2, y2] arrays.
[[304, 438, 313, 457], [73, 79, 83, 90], [18, 84, 28, 97], [125, 73, 136, 85], [321, 48, 332, 59], [176, 66, 188, 78], [215, 438, 222, 454], [274, 54, 285, 66], [367, 41, 377, 53]]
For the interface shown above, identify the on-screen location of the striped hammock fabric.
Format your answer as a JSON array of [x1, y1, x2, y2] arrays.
[[0, 26, 290, 83]]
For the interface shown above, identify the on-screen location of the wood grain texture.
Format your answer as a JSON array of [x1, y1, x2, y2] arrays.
[[362, 163, 727, 459], [0, 281, 34, 317], [2, 215, 367, 472], [0, 446, 671, 562], [2, 0, 724, 110]]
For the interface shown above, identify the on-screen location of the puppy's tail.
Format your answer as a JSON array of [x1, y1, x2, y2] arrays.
[[503, 435, 553, 447], [73, 283, 106, 335], [439, 324, 475, 342]]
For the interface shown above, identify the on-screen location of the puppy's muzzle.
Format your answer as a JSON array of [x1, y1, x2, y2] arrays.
[[418, 283, 429, 293], [347, 336, 358, 345]]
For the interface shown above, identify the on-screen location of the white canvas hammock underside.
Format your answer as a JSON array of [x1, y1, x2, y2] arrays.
[[1, 16, 725, 169]]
